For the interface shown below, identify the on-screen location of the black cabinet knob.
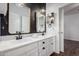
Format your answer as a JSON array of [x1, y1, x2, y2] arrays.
[[42, 42, 45, 44], [42, 47, 45, 50]]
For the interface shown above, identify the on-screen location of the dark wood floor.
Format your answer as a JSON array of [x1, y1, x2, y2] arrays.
[[51, 39, 79, 56]]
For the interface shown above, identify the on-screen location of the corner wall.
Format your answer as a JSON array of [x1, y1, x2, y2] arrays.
[[64, 13, 79, 41], [46, 3, 60, 53]]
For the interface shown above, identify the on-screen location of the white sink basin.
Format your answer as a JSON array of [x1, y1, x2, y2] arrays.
[[0, 37, 34, 51]]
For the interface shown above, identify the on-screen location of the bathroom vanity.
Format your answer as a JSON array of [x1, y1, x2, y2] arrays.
[[0, 3, 60, 56], [0, 34, 56, 56]]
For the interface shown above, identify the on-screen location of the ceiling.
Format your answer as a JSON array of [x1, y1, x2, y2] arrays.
[[25, 3, 46, 8], [46, 3, 69, 8], [64, 3, 79, 15], [25, 3, 79, 15], [46, 3, 79, 15]]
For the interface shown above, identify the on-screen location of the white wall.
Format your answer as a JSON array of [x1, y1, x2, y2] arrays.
[[46, 3, 60, 53], [64, 13, 79, 41], [46, 3, 66, 53]]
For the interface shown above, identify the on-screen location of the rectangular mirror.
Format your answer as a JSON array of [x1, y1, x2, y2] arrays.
[[0, 3, 46, 36], [36, 12, 45, 32], [9, 3, 30, 34]]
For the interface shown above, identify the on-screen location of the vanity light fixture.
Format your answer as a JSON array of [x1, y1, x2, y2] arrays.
[[41, 9, 45, 13], [47, 13, 55, 27], [40, 8, 45, 15], [48, 13, 52, 17], [47, 13, 54, 21], [16, 3, 25, 7]]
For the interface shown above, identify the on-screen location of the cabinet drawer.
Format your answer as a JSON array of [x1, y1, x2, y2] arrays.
[[38, 39, 47, 47], [4, 42, 38, 56], [38, 46, 47, 56]]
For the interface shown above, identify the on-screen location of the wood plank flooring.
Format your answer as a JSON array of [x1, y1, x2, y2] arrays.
[[51, 39, 79, 56]]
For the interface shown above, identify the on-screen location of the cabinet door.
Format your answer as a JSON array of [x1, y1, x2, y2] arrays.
[[46, 37, 55, 56], [19, 48, 38, 56], [50, 37, 55, 53], [46, 45, 51, 56], [38, 36, 55, 56], [27, 49, 38, 56], [38, 46, 47, 56], [4, 42, 38, 56], [50, 42, 54, 55], [38, 40, 47, 56], [46, 38, 53, 56]]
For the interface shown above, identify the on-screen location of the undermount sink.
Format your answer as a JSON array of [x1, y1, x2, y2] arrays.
[[0, 37, 32, 46], [32, 35, 44, 38], [0, 37, 34, 51]]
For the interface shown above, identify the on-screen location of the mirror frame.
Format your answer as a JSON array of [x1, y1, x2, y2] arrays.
[[1, 3, 46, 36]]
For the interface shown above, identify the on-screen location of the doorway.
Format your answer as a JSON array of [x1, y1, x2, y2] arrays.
[[60, 3, 79, 56]]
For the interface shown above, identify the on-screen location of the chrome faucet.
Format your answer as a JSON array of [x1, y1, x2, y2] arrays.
[[16, 31, 22, 40]]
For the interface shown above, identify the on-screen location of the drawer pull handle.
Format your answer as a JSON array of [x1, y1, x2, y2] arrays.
[[42, 47, 45, 50], [43, 42, 45, 44]]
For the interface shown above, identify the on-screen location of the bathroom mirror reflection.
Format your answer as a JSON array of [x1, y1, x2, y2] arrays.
[[36, 12, 46, 32], [9, 3, 30, 34], [0, 3, 46, 36]]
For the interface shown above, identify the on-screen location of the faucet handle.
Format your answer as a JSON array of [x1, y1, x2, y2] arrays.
[[20, 36, 22, 39], [16, 31, 21, 35], [16, 36, 19, 40], [19, 32, 21, 35]]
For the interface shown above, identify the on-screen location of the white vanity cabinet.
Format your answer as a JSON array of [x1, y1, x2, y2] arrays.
[[0, 35, 56, 56], [38, 36, 55, 56], [3, 42, 38, 56], [38, 39, 47, 56]]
